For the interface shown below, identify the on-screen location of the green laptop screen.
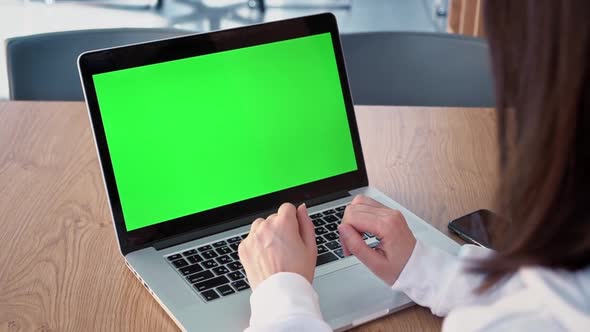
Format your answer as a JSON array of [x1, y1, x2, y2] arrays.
[[92, 32, 357, 231]]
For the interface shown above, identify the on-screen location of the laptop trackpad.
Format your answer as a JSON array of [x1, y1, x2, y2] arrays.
[[314, 262, 412, 328]]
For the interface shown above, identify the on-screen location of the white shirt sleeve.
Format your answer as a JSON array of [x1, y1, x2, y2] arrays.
[[245, 272, 332, 332], [244, 241, 510, 331], [245, 242, 583, 332], [391, 240, 523, 316]]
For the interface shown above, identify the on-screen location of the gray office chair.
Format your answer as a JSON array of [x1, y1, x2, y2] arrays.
[[340, 32, 495, 107], [6, 28, 192, 101]]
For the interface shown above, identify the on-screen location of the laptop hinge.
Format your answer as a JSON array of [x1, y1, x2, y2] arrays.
[[152, 190, 352, 251], [302, 190, 352, 208]]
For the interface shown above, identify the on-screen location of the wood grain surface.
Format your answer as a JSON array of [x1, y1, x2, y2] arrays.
[[448, 0, 485, 37], [0, 102, 498, 332]]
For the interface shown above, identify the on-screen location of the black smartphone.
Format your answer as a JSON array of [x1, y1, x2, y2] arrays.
[[448, 209, 502, 250]]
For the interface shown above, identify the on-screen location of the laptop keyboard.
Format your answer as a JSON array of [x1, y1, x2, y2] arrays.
[[165, 203, 378, 302]]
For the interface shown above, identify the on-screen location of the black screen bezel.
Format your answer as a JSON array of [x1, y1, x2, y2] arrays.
[[78, 13, 368, 255]]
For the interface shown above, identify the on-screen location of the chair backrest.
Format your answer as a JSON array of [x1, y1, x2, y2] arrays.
[[6, 28, 192, 101], [340, 32, 495, 107]]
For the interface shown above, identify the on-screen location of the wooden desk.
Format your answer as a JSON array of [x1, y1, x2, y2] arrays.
[[0, 102, 498, 331]]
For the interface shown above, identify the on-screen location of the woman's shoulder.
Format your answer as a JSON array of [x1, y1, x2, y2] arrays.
[[442, 265, 590, 332], [518, 265, 590, 330]]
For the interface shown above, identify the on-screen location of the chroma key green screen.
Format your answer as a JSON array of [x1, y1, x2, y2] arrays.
[[92, 32, 358, 231]]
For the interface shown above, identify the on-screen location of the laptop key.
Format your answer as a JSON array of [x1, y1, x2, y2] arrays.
[[316, 252, 338, 266], [194, 276, 230, 292], [322, 209, 336, 216], [227, 271, 245, 281], [200, 289, 220, 302], [216, 246, 232, 255], [212, 266, 229, 276], [227, 261, 243, 271], [179, 263, 204, 276], [240, 269, 249, 283], [315, 227, 328, 235], [323, 232, 339, 242], [227, 236, 242, 244], [172, 258, 189, 268], [335, 206, 346, 212], [325, 241, 341, 250], [213, 240, 227, 248], [229, 243, 240, 251], [324, 215, 338, 223], [334, 248, 345, 258], [217, 285, 235, 296], [309, 213, 323, 219], [167, 254, 182, 261], [317, 244, 328, 255], [187, 254, 203, 264], [198, 245, 213, 252], [232, 280, 250, 291], [187, 270, 215, 284], [336, 211, 344, 219], [216, 255, 232, 265], [230, 252, 240, 261], [315, 236, 327, 245], [312, 218, 326, 227], [202, 259, 219, 269], [325, 223, 338, 232], [241, 233, 249, 239], [201, 250, 218, 259], [182, 249, 198, 256]]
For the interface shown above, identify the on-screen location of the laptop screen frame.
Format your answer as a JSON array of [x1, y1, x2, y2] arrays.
[[78, 13, 368, 255]]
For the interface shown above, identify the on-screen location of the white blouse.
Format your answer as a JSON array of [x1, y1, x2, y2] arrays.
[[244, 241, 590, 331]]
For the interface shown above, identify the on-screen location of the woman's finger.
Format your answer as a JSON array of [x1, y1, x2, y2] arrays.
[[338, 223, 385, 271], [347, 203, 392, 217], [277, 202, 296, 218], [276, 203, 298, 234], [341, 235, 351, 256], [342, 208, 386, 238], [296, 203, 316, 250], [351, 195, 386, 208], [250, 217, 265, 234]]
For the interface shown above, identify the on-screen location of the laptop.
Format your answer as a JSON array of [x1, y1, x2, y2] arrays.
[[78, 13, 460, 331]]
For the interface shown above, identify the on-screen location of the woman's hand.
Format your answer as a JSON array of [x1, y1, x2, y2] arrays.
[[238, 203, 317, 289], [339, 195, 417, 285]]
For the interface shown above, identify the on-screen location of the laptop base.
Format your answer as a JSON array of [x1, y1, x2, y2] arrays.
[[126, 186, 460, 331]]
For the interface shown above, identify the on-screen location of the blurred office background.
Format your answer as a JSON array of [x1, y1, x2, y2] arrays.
[[0, 0, 483, 101]]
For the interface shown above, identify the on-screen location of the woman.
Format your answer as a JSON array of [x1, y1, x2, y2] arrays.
[[238, 1, 590, 331]]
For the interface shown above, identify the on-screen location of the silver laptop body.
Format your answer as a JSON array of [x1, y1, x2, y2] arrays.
[[127, 186, 459, 331], [78, 13, 460, 332]]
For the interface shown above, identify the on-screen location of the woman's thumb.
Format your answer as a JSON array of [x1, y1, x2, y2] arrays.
[[339, 224, 383, 271]]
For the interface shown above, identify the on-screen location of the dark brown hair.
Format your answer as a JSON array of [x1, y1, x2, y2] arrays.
[[478, 0, 590, 288]]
